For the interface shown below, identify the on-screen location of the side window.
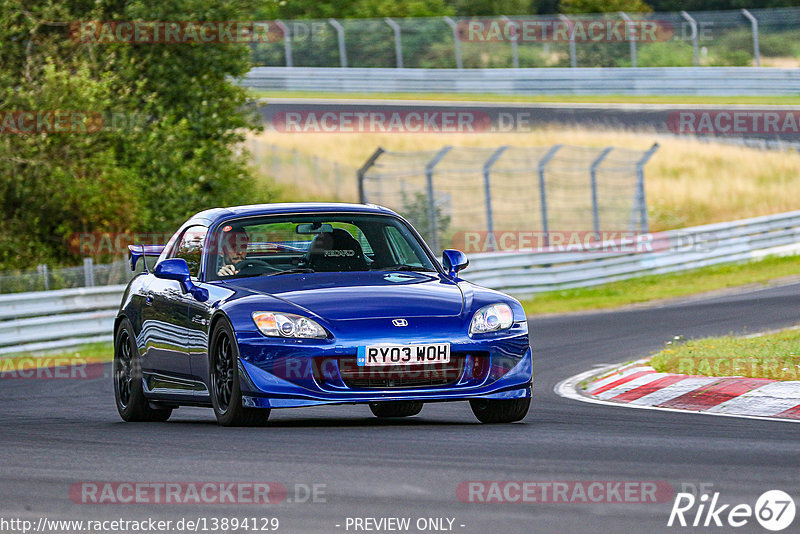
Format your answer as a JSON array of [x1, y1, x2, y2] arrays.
[[172, 226, 208, 278]]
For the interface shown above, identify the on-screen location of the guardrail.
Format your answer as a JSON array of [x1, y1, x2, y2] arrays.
[[0, 285, 125, 355], [243, 67, 800, 96], [1, 210, 799, 355], [249, 9, 800, 70], [465, 210, 800, 295]]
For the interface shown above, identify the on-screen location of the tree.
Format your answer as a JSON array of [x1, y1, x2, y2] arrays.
[[559, 0, 652, 13], [254, 0, 453, 20], [452, 0, 537, 16], [646, 0, 800, 11], [0, 0, 266, 269]]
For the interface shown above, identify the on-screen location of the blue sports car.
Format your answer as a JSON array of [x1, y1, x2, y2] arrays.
[[114, 203, 532, 426]]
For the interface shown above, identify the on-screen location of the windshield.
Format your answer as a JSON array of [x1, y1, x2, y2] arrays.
[[206, 213, 438, 281]]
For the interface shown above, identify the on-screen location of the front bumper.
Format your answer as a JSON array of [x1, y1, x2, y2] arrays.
[[235, 325, 532, 409]]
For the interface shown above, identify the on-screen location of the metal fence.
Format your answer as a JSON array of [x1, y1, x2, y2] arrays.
[[249, 8, 800, 69], [249, 139, 359, 201], [0, 259, 133, 295], [357, 144, 659, 253]]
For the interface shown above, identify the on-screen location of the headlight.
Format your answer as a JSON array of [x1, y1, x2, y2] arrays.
[[252, 311, 327, 339], [469, 303, 514, 335]]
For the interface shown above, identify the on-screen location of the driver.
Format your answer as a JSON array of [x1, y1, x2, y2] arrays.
[[217, 228, 249, 277]]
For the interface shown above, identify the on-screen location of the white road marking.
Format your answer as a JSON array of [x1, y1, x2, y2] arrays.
[[594, 372, 668, 400], [584, 364, 651, 394]]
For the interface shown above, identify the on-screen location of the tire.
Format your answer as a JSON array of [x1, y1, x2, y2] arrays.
[[469, 397, 530, 424], [114, 318, 172, 422], [369, 401, 423, 418], [209, 319, 271, 427]]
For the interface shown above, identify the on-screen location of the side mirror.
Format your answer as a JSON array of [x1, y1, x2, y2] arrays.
[[153, 258, 209, 302], [442, 249, 469, 278]]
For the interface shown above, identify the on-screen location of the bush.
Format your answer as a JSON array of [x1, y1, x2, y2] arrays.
[[0, 0, 271, 270], [636, 41, 695, 66], [708, 48, 752, 66]]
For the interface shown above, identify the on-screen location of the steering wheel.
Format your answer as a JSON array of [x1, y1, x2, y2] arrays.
[[234, 259, 271, 276]]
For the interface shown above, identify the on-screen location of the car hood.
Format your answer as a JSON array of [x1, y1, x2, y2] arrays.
[[223, 271, 465, 321]]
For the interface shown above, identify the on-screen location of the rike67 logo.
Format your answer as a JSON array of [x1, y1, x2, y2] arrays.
[[668, 489, 795, 531]]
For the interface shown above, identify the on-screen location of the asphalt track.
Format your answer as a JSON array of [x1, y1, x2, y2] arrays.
[[2, 282, 800, 534]]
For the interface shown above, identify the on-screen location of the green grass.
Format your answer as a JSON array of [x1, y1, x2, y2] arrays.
[[252, 90, 800, 105], [519, 254, 800, 315], [650, 327, 800, 381], [0, 342, 113, 370]]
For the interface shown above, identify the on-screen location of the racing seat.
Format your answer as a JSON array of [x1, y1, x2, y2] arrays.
[[306, 229, 368, 272]]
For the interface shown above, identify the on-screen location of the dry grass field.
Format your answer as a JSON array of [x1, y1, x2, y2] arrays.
[[249, 127, 800, 232]]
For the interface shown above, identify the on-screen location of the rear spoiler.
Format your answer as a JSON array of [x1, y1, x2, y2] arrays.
[[128, 244, 165, 272]]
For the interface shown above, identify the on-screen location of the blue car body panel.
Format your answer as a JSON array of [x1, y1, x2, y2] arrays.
[[116, 203, 533, 410]]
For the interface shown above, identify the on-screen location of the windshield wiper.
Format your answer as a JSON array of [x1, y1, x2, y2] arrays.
[[267, 268, 316, 276]]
